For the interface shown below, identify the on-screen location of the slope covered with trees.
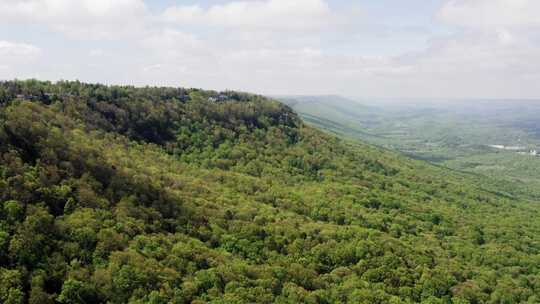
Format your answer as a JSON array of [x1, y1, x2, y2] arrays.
[[1, 80, 540, 303], [280, 96, 540, 200]]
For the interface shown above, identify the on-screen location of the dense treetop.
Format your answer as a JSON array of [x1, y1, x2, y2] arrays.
[[1, 80, 540, 303]]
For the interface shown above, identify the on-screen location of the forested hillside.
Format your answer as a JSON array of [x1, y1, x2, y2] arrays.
[[1, 80, 540, 303], [281, 96, 540, 200]]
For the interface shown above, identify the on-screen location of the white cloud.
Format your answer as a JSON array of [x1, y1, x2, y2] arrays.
[[496, 29, 515, 45], [89, 49, 105, 57], [0, 0, 538, 98], [0, 0, 146, 19], [325, 0, 538, 98], [138, 29, 221, 82], [162, 0, 339, 31], [142, 30, 204, 53], [162, 5, 203, 24], [0, 40, 42, 80], [0, 0, 148, 39], [0, 40, 41, 57], [141, 29, 212, 63], [439, 0, 540, 28]]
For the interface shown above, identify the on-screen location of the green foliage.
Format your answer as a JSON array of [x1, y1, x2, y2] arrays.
[[0, 268, 24, 304], [0, 80, 540, 303], [281, 95, 540, 200], [57, 279, 99, 304]]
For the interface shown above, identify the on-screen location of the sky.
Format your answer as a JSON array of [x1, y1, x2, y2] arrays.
[[0, 0, 539, 99]]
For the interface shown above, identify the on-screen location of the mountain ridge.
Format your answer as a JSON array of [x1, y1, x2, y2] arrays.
[[0, 80, 539, 303]]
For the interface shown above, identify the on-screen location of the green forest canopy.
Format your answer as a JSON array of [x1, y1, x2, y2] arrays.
[[1, 80, 540, 303]]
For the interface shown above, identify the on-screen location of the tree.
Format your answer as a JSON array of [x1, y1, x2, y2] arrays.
[[0, 268, 24, 304], [57, 279, 99, 304]]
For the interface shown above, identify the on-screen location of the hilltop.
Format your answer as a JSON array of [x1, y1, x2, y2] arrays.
[[1, 80, 540, 303]]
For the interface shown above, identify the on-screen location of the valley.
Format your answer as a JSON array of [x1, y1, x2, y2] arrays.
[[281, 96, 540, 200]]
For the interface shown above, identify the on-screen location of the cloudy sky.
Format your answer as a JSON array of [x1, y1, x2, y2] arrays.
[[0, 0, 539, 98]]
